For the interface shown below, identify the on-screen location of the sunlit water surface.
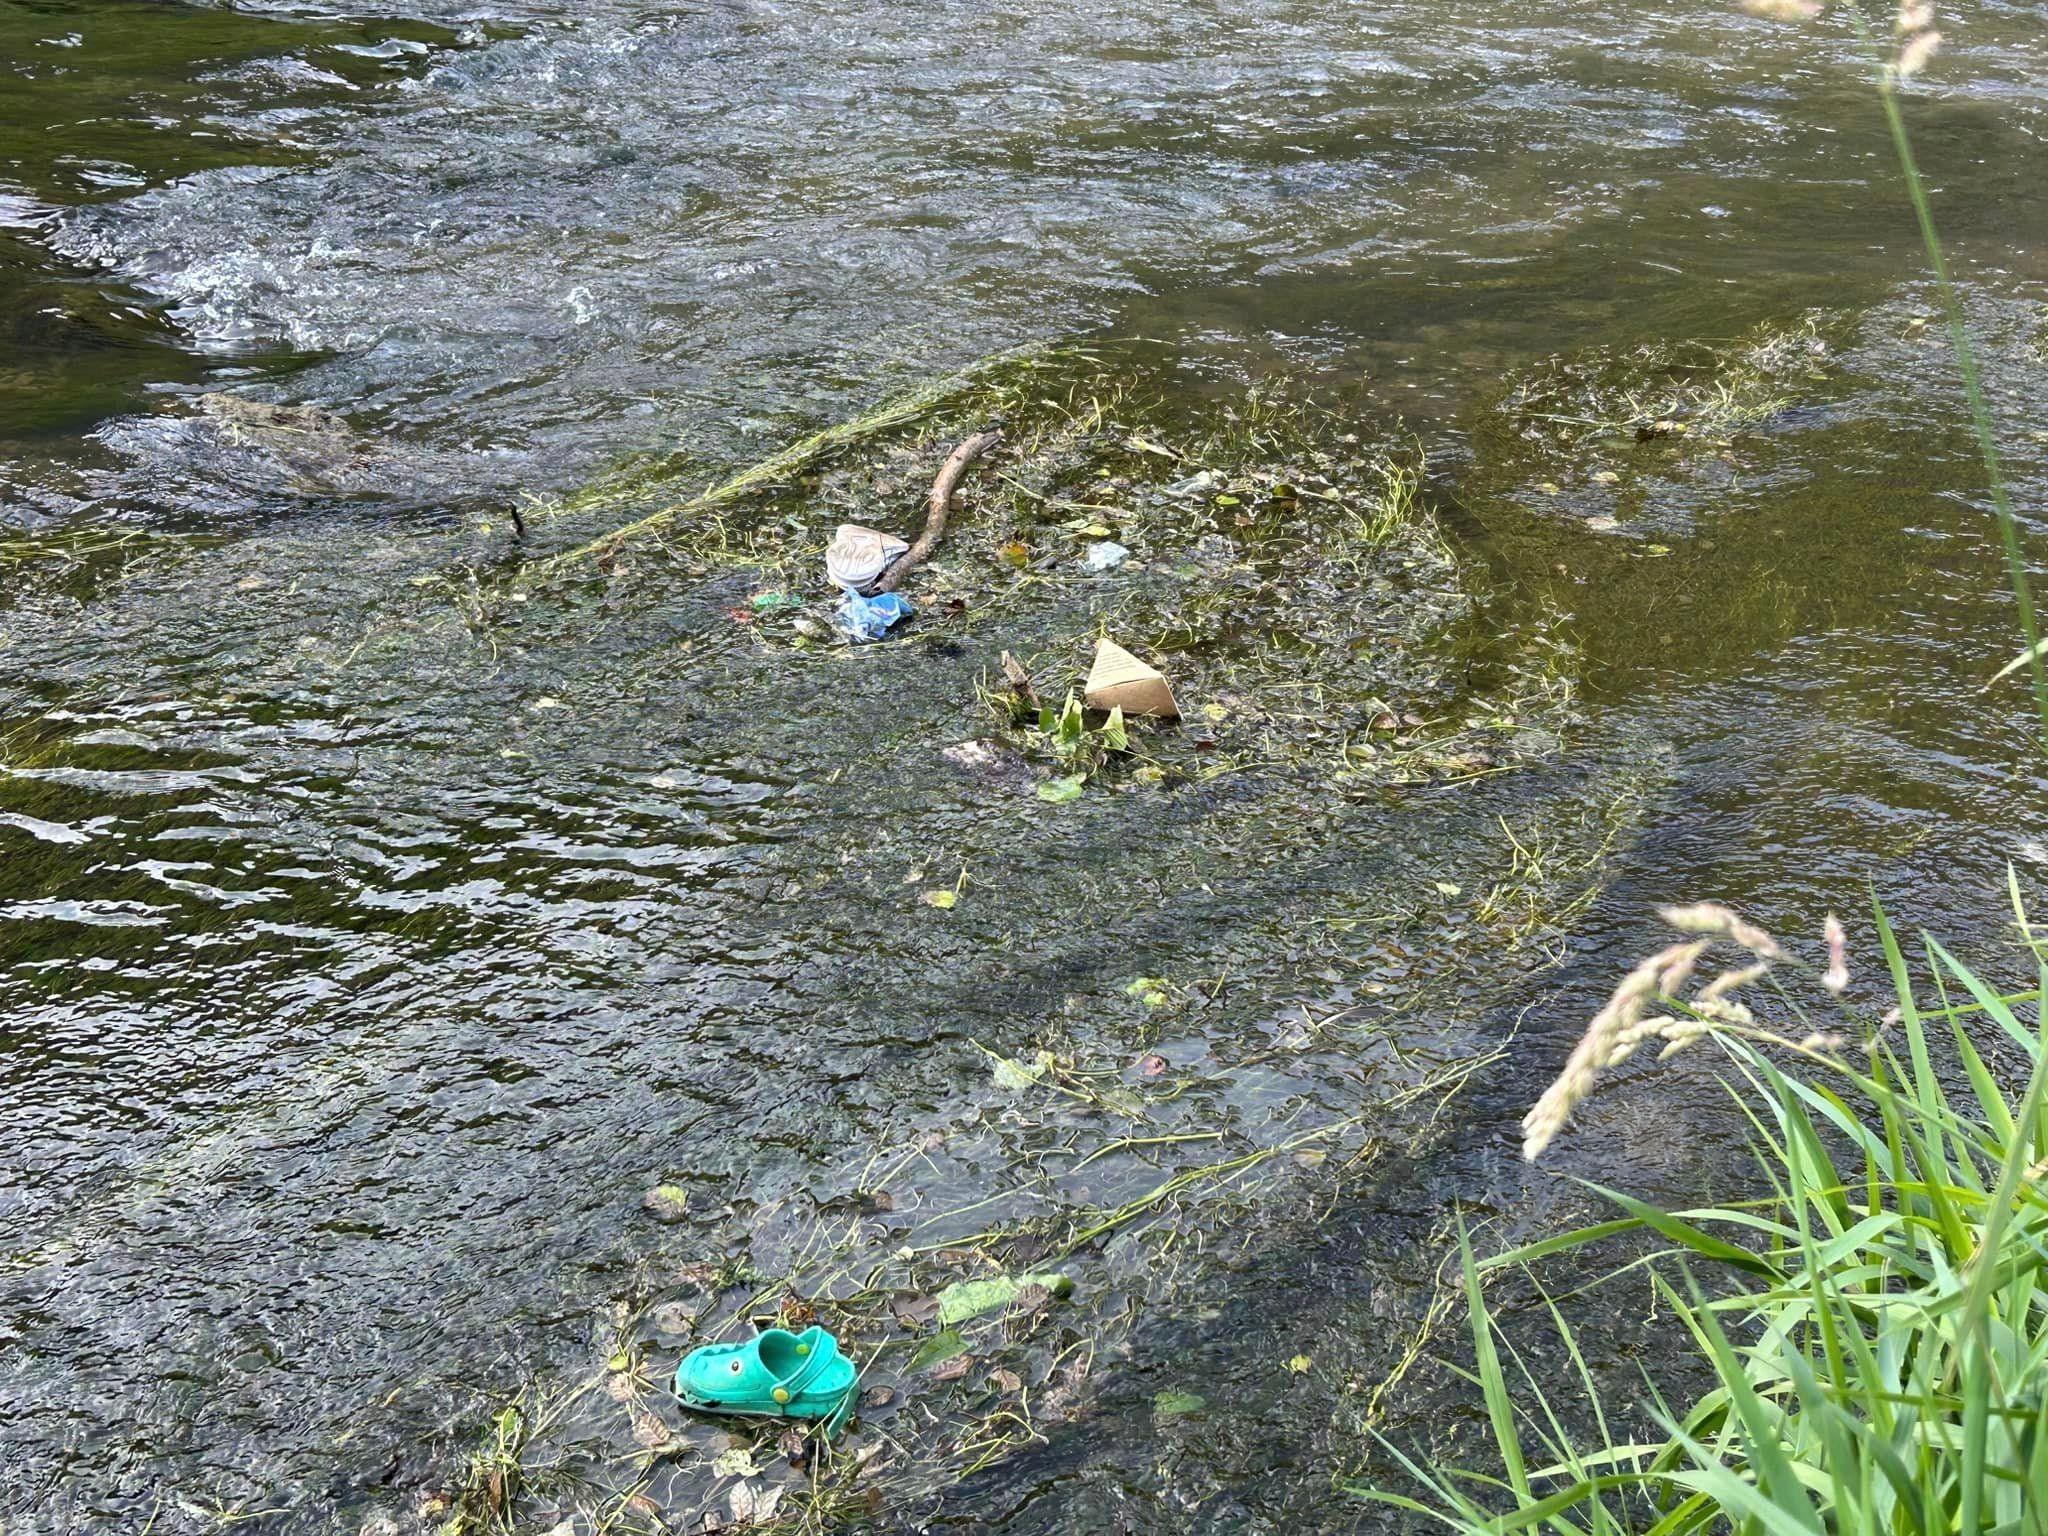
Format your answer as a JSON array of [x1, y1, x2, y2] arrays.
[[4, 1, 2048, 1530]]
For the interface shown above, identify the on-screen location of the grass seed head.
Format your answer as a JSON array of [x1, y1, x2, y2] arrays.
[[1821, 912, 1849, 995], [1521, 940, 1707, 1161], [1658, 901, 1784, 960]]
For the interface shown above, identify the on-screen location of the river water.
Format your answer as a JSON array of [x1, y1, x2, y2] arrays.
[[4, 2, 2047, 1532]]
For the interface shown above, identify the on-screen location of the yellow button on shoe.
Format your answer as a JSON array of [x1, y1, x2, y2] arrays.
[[773, 1387, 791, 1404]]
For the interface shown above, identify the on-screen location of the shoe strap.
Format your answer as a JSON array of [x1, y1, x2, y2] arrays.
[[779, 1327, 841, 1394]]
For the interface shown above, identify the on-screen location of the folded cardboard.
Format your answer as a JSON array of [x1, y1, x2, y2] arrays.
[[1083, 638, 1179, 718]]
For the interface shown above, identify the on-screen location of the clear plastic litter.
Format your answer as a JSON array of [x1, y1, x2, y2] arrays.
[[1084, 540, 1131, 572], [825, 522, 914, 640], [835, 588, 915, 642]]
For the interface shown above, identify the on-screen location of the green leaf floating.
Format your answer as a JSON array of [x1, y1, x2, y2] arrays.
[[1037, 775, 1085, 804], [1153, 1389, 1207, 1418], [935, 1271, 1073, 1326], [909, 1329, 967, 1371], [989, 1051, 1049, 1091]]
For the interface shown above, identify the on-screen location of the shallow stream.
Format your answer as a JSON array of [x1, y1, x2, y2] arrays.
[[5, 3, 2048, 1532]]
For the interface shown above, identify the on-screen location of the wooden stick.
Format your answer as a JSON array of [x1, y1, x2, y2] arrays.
[[873, 429, 1001, 594], [1000, 649, 1040, 712]]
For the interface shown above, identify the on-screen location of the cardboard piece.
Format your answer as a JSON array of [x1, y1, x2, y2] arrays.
[[1083, 638, 1179, 719], [825, 523, 909, 593]]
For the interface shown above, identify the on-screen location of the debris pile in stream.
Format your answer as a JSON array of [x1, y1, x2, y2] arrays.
[[1463, 311, 1845, 542], [385, 349, 1617, 1536]]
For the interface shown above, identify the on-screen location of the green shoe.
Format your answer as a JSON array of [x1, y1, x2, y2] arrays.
[[674, 1326, 857, 1422]]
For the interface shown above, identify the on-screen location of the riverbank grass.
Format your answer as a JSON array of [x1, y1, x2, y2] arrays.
[[1357, 894, 2048, 1533]]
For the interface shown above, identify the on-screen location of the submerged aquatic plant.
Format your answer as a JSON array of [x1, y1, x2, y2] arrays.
[[1348, 452, 1426, 547], [1736, 1, 2048, 731]]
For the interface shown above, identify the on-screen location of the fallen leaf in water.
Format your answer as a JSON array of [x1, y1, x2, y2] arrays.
[[1037, 775, 1085, 805], [649, 1300, 698, 1335], [862, 1384, 896, 1409], [922, 889, 957, 910], [711, 1447, 760, 1480], [1592, 469, 1620, 486], [729, 1480, 784, 1524], [891, 1293, 938, 1328], [937, 1271, 1073, 1324], [1154, 1389, 1207, 1418], [991, 1368, 1022, 1393], [1124, 976, 1172, 1008], [935, 1276, 1016, 1325], [998, 541, 1029, 568], [931, 1353, 974, 1382], [910, 1330, 968, 1371], [1011, 1282, 1052, 1314], [990, 1053, 1046, 1091], [1285, 1353, 1313, 1375]]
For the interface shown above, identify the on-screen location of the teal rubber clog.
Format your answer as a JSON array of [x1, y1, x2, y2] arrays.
[[674, 1326, 857, 1423]]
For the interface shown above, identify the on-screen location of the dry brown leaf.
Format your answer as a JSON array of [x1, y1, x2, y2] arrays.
[[891, 1292, 939, 1328], [1010, 1283, 1052, 1314]]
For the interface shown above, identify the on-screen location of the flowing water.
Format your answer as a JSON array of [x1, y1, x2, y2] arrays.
[[5, 2, 2048, 1532]]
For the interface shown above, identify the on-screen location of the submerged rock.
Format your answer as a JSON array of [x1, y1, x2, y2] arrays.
[[941, 737, 1037, 791], [189, 392, 404, 495]]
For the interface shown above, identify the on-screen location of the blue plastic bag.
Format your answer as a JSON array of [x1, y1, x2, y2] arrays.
[[835, 586, 914, 642]]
